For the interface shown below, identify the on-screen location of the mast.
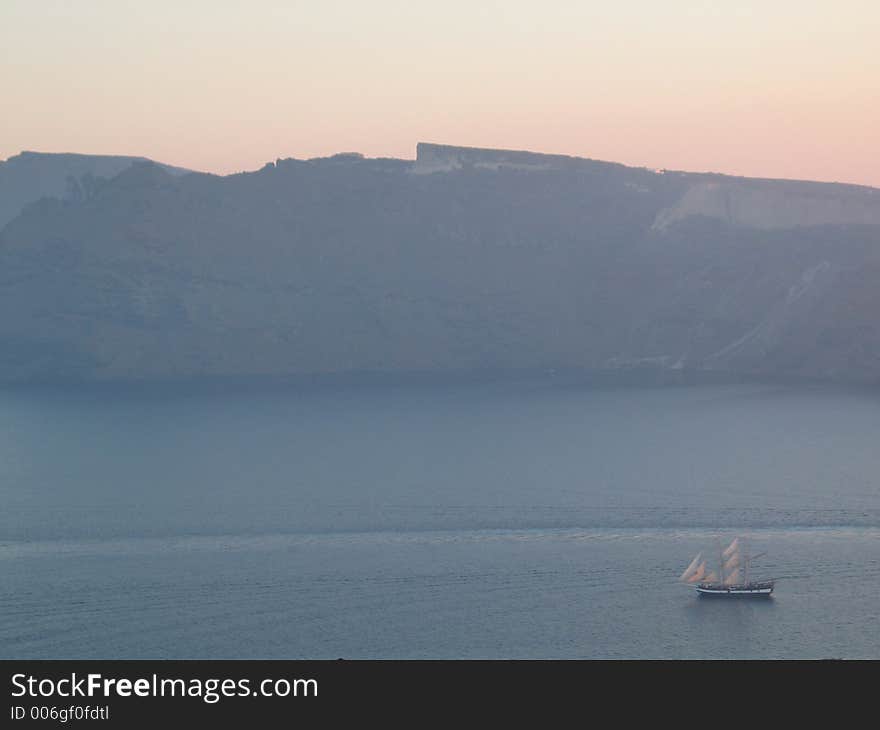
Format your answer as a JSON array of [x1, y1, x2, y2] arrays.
[[744, 541, 749, 585], [748, 551, 766, 586], [721, 537, 740, 585]]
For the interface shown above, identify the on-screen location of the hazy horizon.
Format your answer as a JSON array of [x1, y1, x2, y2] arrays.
[[6, 140, 880, 191], [3, 1, 879, 187]]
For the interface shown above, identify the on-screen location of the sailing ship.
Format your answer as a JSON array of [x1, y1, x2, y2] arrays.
[[679, 537, 774, 597]]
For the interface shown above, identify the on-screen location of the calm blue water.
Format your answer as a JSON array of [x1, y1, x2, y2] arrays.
[[1, 380, 879, 658]]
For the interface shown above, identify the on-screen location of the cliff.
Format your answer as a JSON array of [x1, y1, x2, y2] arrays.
[[0, 151, 193, 229], [0, 143, 878, 383]]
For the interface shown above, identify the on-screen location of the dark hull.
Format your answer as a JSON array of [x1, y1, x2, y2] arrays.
[[695, 581, 774, 597]]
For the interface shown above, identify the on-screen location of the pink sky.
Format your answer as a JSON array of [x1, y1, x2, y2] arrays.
[[2, 1, 878, 186]]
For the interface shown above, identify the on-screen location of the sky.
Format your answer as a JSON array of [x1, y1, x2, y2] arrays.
[[2, 0, 878, 186]]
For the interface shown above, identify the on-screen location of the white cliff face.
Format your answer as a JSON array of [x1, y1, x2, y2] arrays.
[[412, 142, 608, 175], [703, 261, 834, 366], [653, 180, 880, 231]]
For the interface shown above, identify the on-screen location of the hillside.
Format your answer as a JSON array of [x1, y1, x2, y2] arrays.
[[0, 151, 192, 229], [0, 143, 878, 383]]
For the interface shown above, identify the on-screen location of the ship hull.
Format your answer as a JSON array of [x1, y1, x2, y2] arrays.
[[695, 582, 774, 597]]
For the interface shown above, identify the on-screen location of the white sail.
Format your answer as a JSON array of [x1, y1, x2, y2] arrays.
[[687, 561, 707, 583], [722, 538, 740, 558], [679, 552, 702, 581], [682, 538, 773, 594]]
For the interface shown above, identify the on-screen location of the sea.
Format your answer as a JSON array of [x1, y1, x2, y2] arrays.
[[2, 378, 879, 659]]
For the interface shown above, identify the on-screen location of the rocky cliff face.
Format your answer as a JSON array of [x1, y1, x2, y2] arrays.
[[0, 144, 878, 383], [412, 142, 626, 175], [0, 151, 192, 229], [653, 178, 880, 231]]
